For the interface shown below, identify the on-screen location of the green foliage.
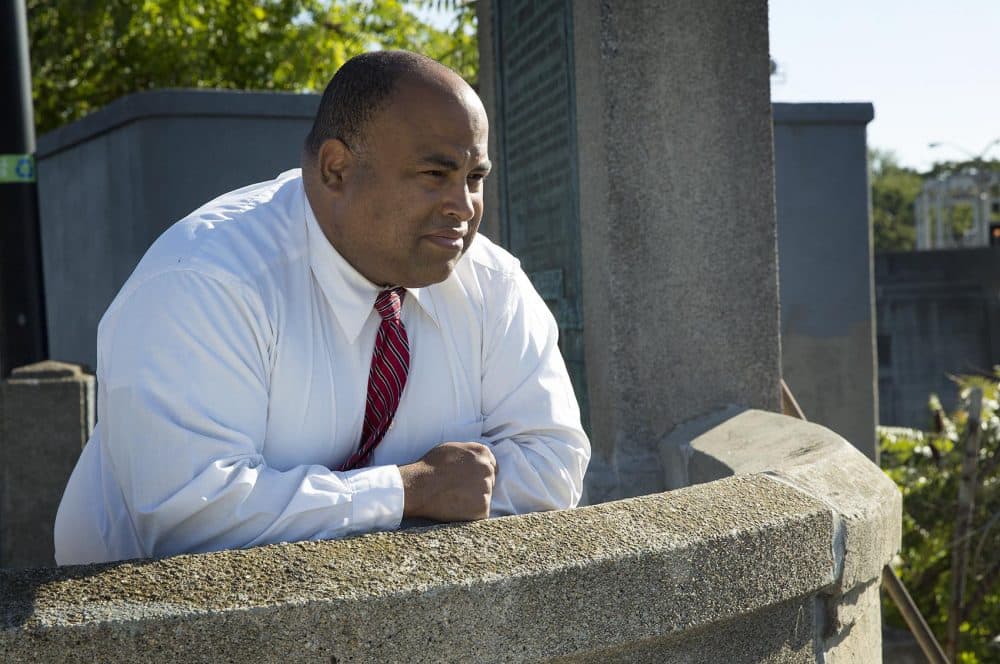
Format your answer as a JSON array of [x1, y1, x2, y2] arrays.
[[880, 374, 1000, 662], [949, 203, 976, 241], [870, 150, 1000, 253], [870, 148, 922, 253], [27, 0, 478, 134]]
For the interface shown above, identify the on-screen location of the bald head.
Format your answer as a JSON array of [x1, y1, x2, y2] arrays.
[[305, 50, 474, 157]]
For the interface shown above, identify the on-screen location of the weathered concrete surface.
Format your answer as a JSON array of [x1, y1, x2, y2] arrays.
[[774, 103, 878, 461], [555, 596, 819, 664], [1, 408, 899, 662], [2, 474, 836, 663], [571, 0, 781, 503], [661, 408, 902, 659], [1, 362, 94, 568], [826, 580, 882, 663]]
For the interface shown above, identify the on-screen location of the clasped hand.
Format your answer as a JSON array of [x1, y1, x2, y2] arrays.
[[399, 442, 497, 522]]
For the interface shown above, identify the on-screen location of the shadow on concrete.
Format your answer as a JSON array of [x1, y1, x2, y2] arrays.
[[1, 557, 158, 628]]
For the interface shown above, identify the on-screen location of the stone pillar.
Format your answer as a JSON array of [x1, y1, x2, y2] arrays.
[[574, 0, 780, 501], [915, 191, 927, 249], [773, 103, 878, 461], [935, 183, 945, 247], [482, 0, 781, 502], [1, 361, 94, 568]]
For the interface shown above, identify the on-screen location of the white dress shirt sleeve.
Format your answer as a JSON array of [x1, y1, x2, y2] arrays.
[[101, 269, 403, 559], [481, 268, 591, 516]]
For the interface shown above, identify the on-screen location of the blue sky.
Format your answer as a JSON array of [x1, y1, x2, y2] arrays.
[[417, 2, 1000, 172], [769, 0, 1000, 170]]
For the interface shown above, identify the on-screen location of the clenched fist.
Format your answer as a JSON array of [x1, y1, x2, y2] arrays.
[[399, 442, 497, 522]]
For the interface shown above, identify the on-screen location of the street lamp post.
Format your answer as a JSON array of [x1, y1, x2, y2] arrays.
[[928, 138, 1000, 162], [0, 0, 48, 377]]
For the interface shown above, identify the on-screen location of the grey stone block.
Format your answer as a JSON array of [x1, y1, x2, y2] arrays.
[[1, 361, 94, 568], [774, 102, 878, 461], [559, 596, 819, 664]]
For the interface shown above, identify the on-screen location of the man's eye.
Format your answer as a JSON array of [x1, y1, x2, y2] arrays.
[[423, 170, 446, 178]]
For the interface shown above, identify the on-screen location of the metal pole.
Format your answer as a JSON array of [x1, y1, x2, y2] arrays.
[[0, 0, 48, 377], [882, 566, 951, 664], [934, 179, 946, 248]]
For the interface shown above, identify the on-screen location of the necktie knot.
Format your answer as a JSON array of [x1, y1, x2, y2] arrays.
[[375, 288, 404, 322]]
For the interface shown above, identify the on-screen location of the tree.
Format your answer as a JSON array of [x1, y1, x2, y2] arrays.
[[870, 148, 922, 253], [27, 0, 478, 134]]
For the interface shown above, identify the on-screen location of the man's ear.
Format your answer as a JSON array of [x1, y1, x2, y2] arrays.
[[317, 138, 354, 194]]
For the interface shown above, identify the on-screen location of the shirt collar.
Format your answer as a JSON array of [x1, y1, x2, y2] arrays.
[[303, 189, 440, 343]]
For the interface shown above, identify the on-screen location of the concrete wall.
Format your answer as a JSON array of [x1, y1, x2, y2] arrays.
[[1, 410, 900, 663], [876, 247, 1000, 427], [36, 90, 320, 370], [773, 103, 878, 459], [0, 362, 94, 568]]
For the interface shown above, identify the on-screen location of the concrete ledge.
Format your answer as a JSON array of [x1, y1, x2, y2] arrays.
[[2, 409, 898, 662], [661, 408, 902, 658], [4, 474, 835, 662], [7, 361, 90, 381], [772, 103, 875, 125], [37, 89, 321, 158]]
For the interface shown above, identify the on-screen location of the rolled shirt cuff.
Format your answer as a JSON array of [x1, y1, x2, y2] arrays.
[[344, 464, 405, 532]]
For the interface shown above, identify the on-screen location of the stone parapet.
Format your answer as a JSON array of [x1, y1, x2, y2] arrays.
[[2, 410, 898, 663], [570, 0, 781, 504], [662, 408, 903, 659]]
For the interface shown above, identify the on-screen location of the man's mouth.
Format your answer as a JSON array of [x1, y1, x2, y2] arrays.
[[423, 228, 466, 251]]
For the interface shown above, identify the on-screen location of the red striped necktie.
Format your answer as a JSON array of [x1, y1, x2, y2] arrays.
[[338, 288, 410, 471]]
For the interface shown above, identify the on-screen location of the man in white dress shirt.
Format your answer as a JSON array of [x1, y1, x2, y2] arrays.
[[54, 50, 590, 565]]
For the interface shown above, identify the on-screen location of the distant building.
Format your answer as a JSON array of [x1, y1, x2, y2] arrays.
[[876, 246, 1000, 427], [915, 167, 1000, 249]]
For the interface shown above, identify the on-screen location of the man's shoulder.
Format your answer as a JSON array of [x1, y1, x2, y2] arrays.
[[131, 169, 307, 290], [461, 233, 521, 278], [443, 233, 548, 322]]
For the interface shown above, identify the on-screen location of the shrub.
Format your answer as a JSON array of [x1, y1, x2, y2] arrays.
[[880, 373, 1000, 662]]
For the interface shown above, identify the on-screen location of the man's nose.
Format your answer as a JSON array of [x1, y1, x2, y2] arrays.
[[443, 181, 476, 222]]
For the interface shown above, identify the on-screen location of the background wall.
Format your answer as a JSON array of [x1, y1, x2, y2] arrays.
[[36, 90, 319, 370], [773, 103, 878, 458], [876, 247, 1000, 427]]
